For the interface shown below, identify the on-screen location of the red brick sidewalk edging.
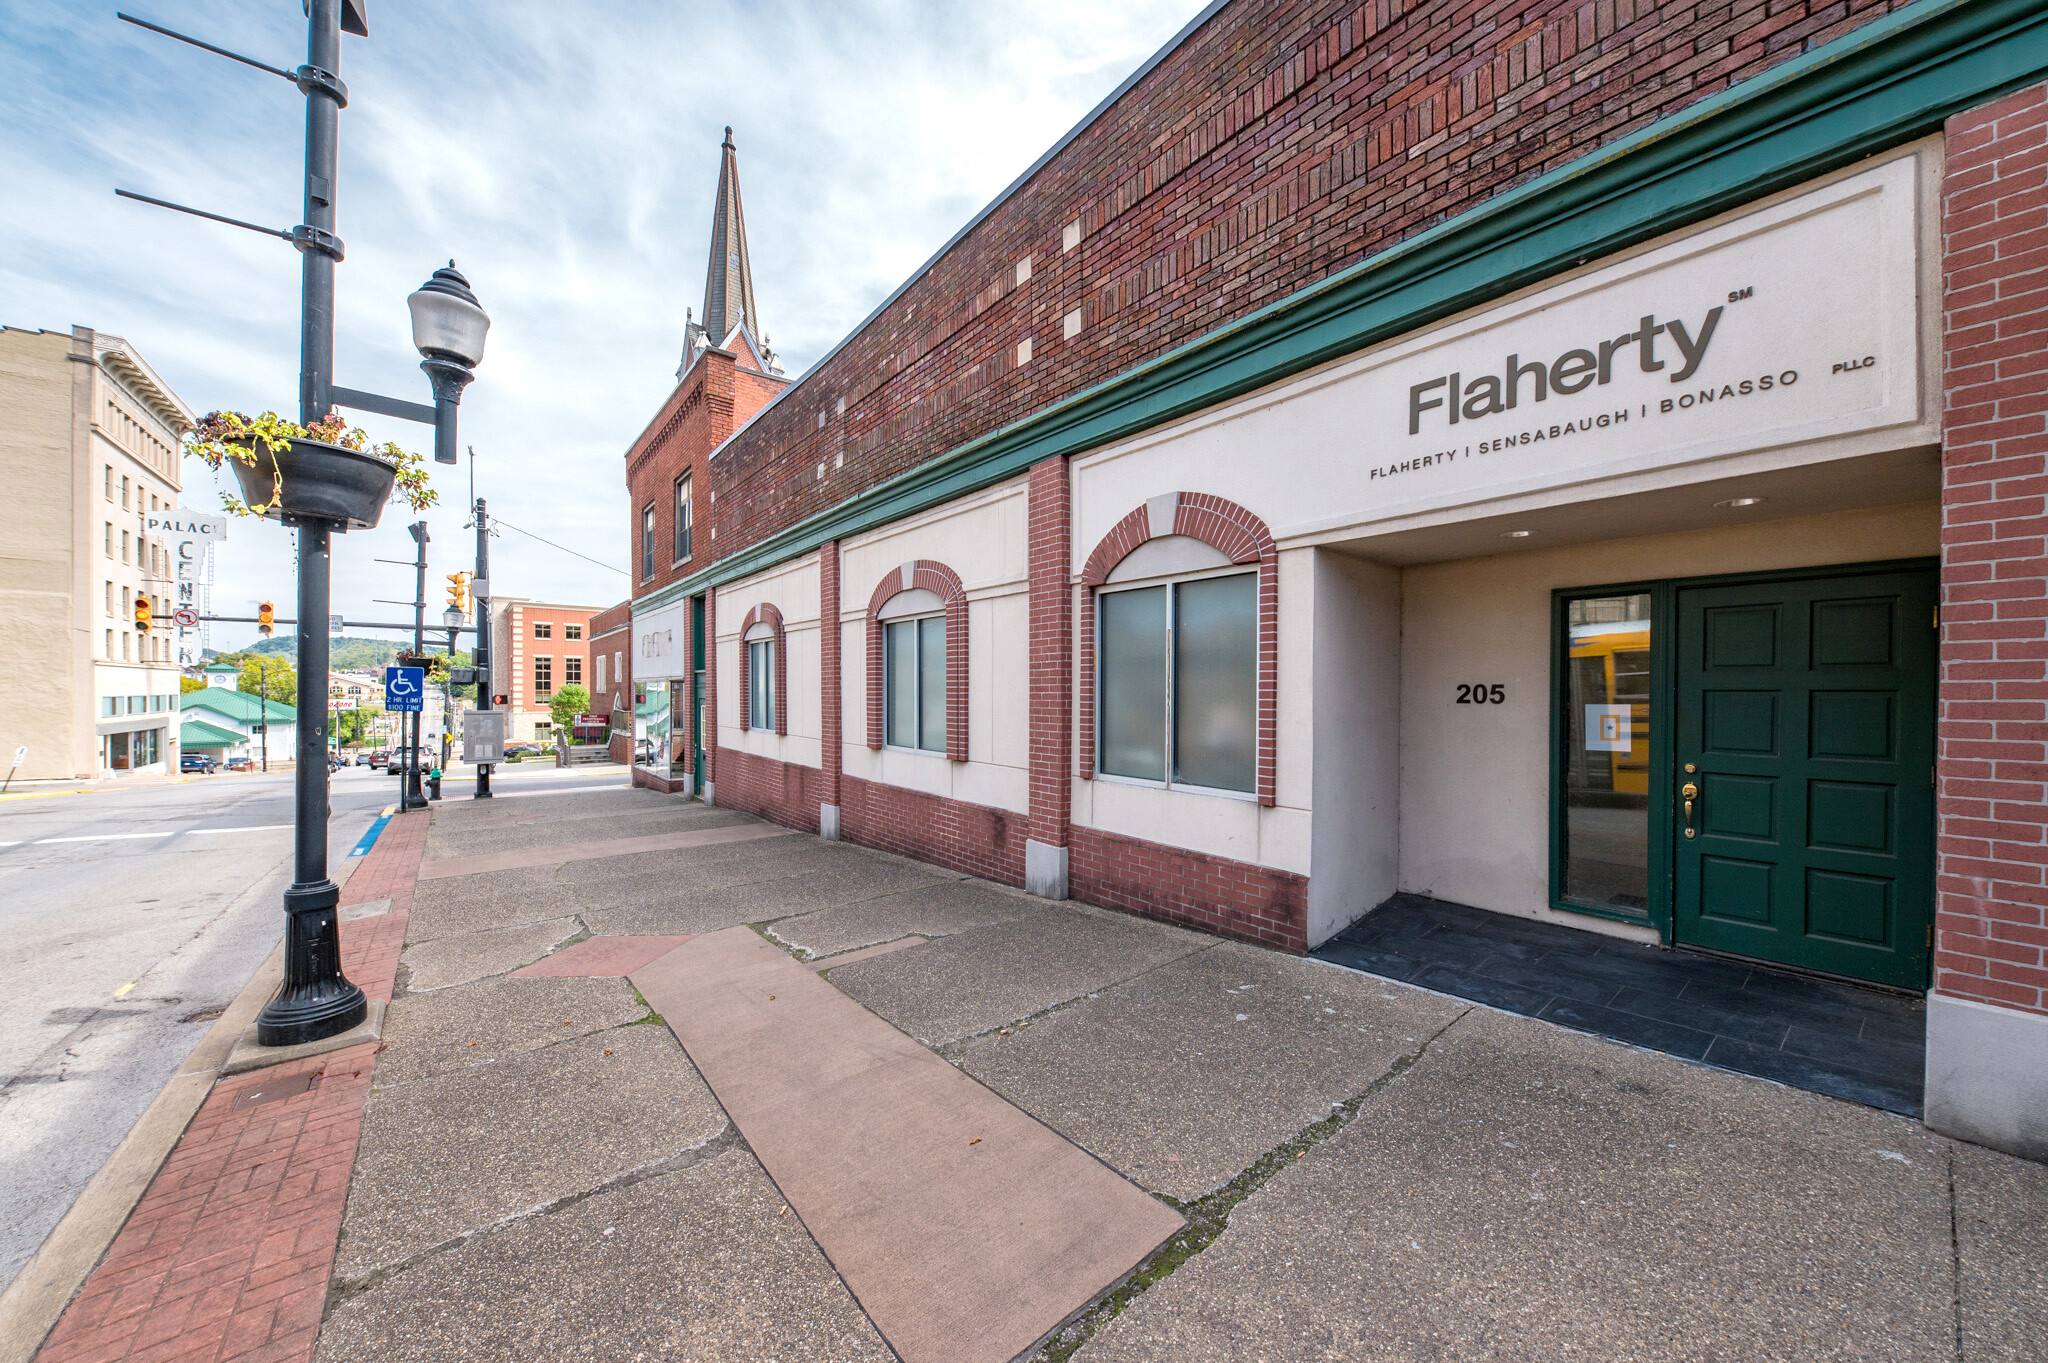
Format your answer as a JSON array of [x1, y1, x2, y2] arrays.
[[34, 810, 430, 1363]]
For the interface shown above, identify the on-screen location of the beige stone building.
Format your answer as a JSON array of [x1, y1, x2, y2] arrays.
[[0, 326, 197, 781]]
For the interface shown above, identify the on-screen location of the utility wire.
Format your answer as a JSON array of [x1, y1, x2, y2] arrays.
[[488, 517, 628, 576]]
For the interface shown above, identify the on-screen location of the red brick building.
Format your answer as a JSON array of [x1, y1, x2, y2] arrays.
[[625, 0, 2048, 1159], [587, 598, 633, 760], [489, 596, 604, 745], [625, 128, 789, 792]]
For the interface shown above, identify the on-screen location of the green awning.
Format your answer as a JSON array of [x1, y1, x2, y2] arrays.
[[180, 719, 246, 749]]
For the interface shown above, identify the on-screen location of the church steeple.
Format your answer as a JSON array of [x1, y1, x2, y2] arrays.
[[680, 126, 778, 381], [704, 127, 759, 339]]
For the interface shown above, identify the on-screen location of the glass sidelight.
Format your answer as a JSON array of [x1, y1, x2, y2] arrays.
[[1560, 591, 1655, 913]]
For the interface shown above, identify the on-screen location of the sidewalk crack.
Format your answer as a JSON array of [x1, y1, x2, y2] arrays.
[[1026, 1006, 1474, 1362], [1947, 1143, 1962, 1363], [322, 1123, 740, 1316]]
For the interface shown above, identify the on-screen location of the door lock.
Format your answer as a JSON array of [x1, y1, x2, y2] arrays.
[[1681, 781, 1699, 839]]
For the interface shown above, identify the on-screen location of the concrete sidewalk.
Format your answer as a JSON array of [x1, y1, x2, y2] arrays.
[[40, 786, 2043, 1361], [321, 788, 2045, 1361]]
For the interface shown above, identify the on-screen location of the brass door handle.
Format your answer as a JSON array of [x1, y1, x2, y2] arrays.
[[1681, 782, 1698, 839]]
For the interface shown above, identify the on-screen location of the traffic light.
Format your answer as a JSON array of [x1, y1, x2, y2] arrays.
[[258, 601, 274, 637], [445, 571, 470, 617], [134, 594, 152, 633]]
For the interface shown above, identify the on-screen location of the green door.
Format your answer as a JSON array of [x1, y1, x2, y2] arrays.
[[1673, 569, 1935, 989]]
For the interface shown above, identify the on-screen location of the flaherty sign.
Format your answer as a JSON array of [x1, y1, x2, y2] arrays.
[[1076, 151, 1927, 543]]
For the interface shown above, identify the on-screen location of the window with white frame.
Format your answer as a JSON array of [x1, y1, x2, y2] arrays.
[[1097, 570, 1257, 793], [747, 636, 774, 731], [883, 613, 946, 753], [596, 653, 606, 693], [674, 473, 692, 562]]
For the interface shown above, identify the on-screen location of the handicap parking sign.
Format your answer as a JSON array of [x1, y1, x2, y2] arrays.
[[385, 665, 426, 713]]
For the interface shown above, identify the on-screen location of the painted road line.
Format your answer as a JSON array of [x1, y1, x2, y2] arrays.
[[348, 808, 395, 858], [36, 832, 178, 843], [182, 824, 294, 835]]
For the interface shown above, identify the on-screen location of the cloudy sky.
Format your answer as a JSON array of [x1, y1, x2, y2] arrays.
[[2, 0, 1199, 653]]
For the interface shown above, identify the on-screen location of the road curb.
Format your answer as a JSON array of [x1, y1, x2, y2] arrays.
[[0, 940, 285, 1363]]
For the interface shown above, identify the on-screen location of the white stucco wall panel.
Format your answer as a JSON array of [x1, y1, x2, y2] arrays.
[[1308, 550, 1403, 945], [836, 481, 1032, 814], [714, 553, 821, 767]]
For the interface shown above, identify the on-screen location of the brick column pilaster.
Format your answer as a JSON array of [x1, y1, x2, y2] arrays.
[[1025, 456, 1072, 898], [1927, 82, 2048, 1161], [820, 541, 843, 839], [703, 589, 717, 803]]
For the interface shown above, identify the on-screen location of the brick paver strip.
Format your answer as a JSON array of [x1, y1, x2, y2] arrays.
[[415, 820, 799, 881], [509, 934, 692, 978], [35, 811, 429, 1363], [631, 927, 1184, 1363]]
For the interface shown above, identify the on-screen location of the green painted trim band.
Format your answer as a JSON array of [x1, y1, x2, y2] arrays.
[[641, 0, 2045, 609]]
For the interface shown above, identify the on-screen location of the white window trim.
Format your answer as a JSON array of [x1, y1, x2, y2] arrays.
[[1094, 565, 1260, 801], [881, 610, 947, 756]]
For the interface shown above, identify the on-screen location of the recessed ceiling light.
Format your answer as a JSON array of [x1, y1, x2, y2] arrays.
[[1714, 496, 1766, 508], [1500, 529, 1533, 539]]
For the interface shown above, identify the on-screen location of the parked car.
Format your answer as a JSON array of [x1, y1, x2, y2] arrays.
[[354, 752, 374, 766], [366, 749, 389, 770], [225, 757, 254, 772], [503, 742, 541, 760], [180, 753, 218, 774]]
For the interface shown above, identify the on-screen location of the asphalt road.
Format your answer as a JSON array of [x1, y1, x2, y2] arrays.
[[0, 759, 634, 1295], [0, 766, 398, 1295]]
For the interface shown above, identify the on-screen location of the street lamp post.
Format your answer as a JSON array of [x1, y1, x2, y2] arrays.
[[251, 0, 486, 1048]]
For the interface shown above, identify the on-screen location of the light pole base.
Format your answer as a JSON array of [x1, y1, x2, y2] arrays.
[[256, 880, 368, 1046]]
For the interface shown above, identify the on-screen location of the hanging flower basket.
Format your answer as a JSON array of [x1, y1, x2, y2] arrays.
[[225, 435, 398, 529], [186, 410, 436, 529]]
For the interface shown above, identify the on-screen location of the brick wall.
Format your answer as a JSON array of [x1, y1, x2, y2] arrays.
[[1937, 81, 2048, 1019], [587, 599, 632, 720], [627, 348, 787, 603], [1070, 825, 1308, 952], [708, 0, 1910, 562], [714, 745, 825, 833], [1027, 458, 1071, 851], [841, 773, 1027, 886]]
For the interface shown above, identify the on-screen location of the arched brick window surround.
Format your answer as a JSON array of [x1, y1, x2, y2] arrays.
[[736, 602, 787, 737], [1077, 492, 1277, 807], [865, 560, 969, 762]]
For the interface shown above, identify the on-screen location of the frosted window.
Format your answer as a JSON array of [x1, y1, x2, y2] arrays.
[[1098, 586, 1167, 781], [748, 639, 773, 730], [884, 619, 917, 747], [884, 614, 947, 753], [1173, 574, 1256, 791], [918, 616, 946, 751]]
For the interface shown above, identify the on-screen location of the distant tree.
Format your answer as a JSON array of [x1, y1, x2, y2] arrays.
[[549, 684, 592, 735], [238, 656, 296, 706], [180, 676, 207, 695], [334, 706, 382, 747]]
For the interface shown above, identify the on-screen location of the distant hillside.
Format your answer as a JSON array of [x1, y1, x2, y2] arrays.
[[244, 635, 405, 671]]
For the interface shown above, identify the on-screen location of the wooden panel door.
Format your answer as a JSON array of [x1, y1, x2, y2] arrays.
[[1673, 569, 1935, 989]]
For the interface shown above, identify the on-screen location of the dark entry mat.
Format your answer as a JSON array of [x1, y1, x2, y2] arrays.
[[1315, 894, 1924, 1117]]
